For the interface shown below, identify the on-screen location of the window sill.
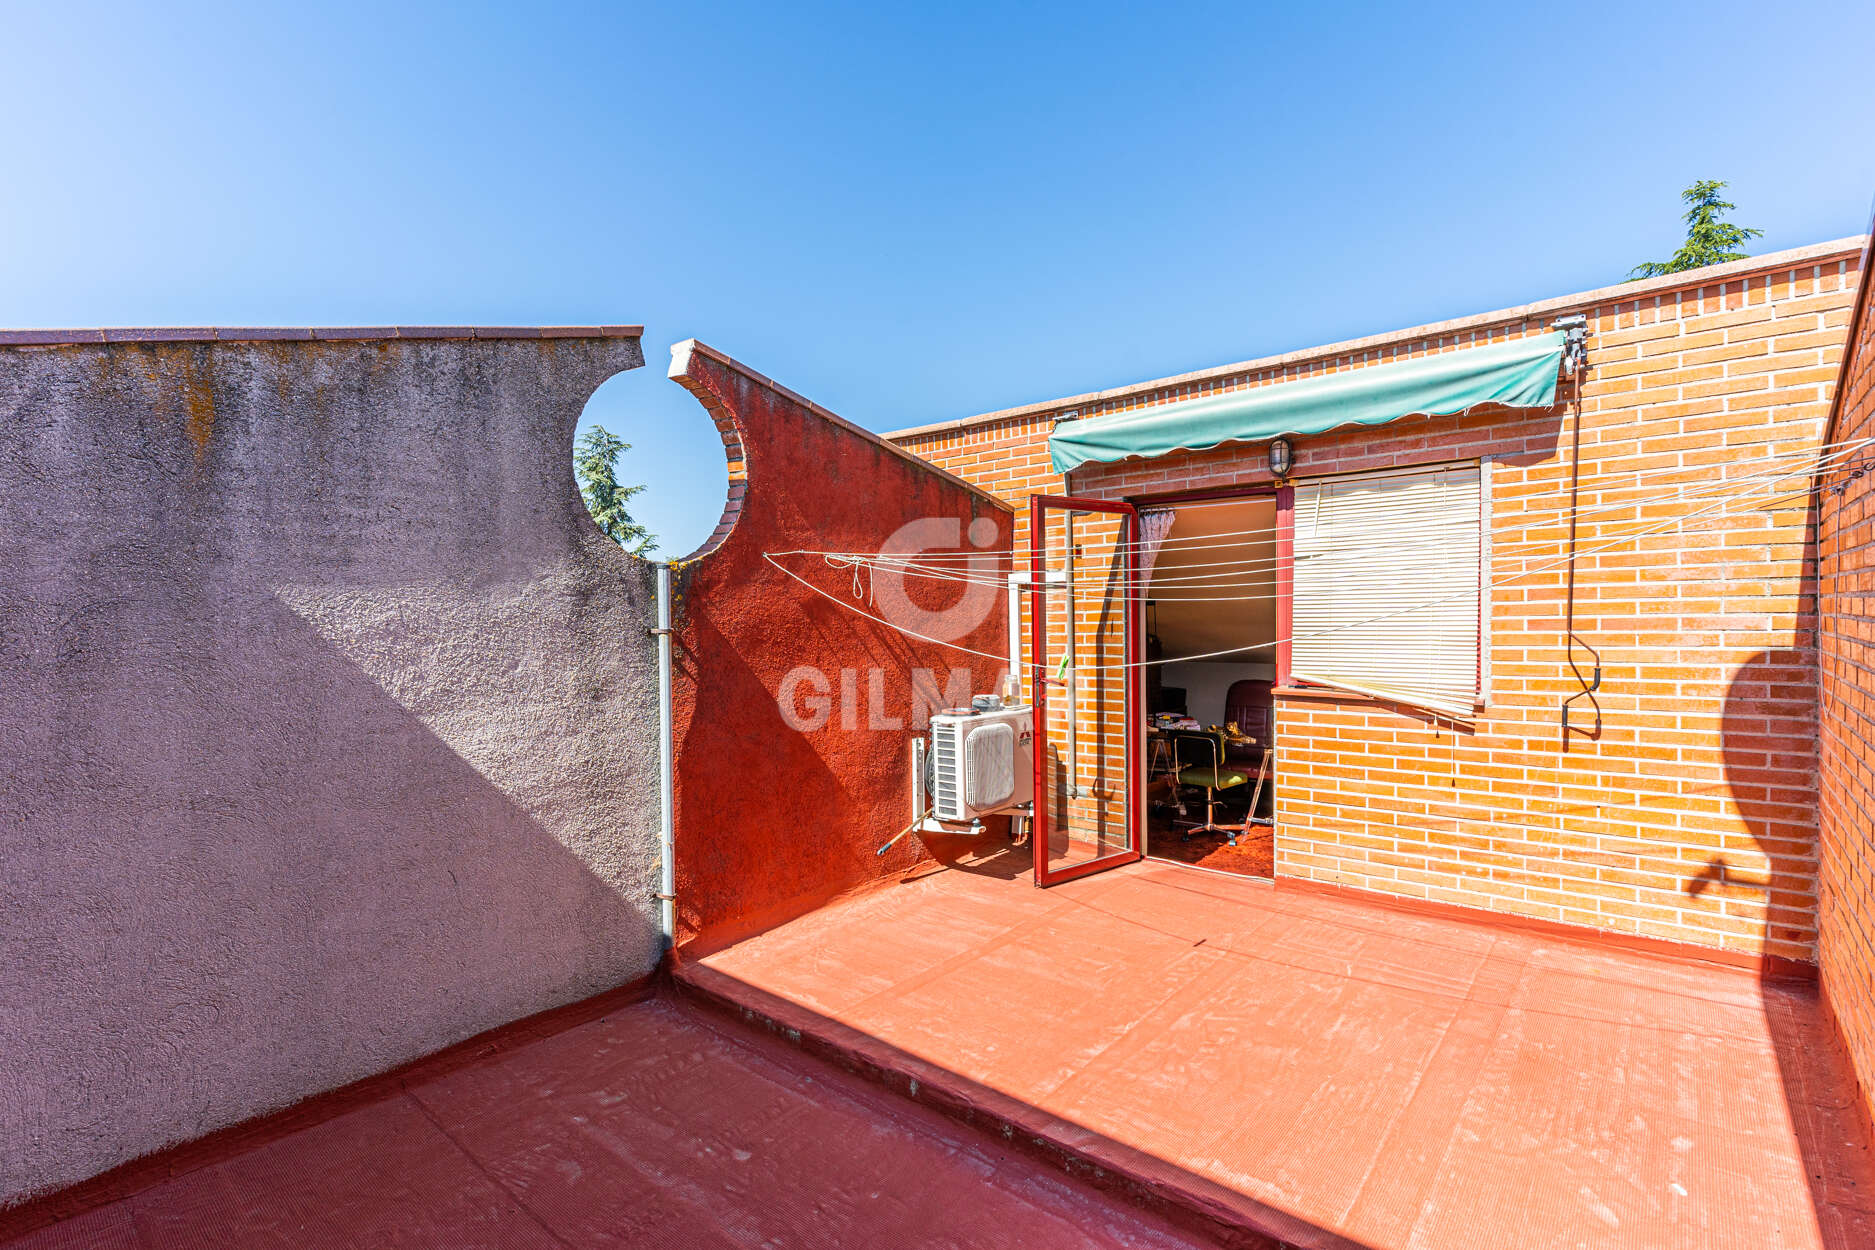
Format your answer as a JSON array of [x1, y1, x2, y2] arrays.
[[1272, 685, 1368, 702], [1274, 684, 1484, 725]]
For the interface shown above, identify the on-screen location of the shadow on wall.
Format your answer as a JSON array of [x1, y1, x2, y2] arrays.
[[1, 591, 660, 1199], [0, 334, 663, 1209], [1712, 647, 1817, 957], [1719, 646, 1872, 1250], [665, 341, 1013, 949], [670, 515, 1009, 942]]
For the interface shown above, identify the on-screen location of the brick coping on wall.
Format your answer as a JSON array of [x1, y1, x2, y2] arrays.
[[1822, 230, 1875, 444], [885, 237, 1868, 440], [0, 325, 645, 346]]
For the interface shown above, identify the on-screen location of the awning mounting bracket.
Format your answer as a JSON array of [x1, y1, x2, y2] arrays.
[[1551, 313, 1589, 375]]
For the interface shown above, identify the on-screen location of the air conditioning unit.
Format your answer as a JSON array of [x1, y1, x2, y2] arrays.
[[928, 704, 1034, 823]]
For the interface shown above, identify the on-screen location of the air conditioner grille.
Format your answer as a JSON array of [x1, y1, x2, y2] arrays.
[[964, 722, 1016, 810], [932, 723, 962, 819]]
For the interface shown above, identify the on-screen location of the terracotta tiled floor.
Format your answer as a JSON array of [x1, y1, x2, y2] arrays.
[[3, 999, 1212, 1250], [686, 858, 1875, 1250]]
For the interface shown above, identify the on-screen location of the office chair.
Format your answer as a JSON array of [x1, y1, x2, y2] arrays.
[[1223, 679, 1273, 760], [1169, 729, 1252, 843]]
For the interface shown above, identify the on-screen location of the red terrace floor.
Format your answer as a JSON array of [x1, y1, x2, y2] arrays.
[[3, 999, 1211, 1250], [678, 855, 1875, 1250]]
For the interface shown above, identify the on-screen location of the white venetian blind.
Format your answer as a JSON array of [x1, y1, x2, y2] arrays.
[[1290, 462, 1484, 720]]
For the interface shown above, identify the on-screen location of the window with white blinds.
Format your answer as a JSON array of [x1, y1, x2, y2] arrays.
[[1289, 461, 1486, 720]]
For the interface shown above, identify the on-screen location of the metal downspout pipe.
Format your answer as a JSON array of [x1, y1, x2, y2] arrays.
[[654, 562, 677, 953]]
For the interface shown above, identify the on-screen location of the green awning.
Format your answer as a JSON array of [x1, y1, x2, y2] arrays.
[[1049, 331, 1566, 474]]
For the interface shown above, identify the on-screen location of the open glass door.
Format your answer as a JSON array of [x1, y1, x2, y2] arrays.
[[1029, 494, 1142, 886]]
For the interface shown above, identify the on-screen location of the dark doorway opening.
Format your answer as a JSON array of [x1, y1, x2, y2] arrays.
[[1138, 493, 1279, 879]]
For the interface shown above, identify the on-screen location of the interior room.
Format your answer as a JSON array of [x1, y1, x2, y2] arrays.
[[1142, 496, 1278, 877]]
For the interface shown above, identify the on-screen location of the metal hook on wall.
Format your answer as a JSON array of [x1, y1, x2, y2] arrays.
[[1562, 654, 1602, 738], [1824, 456, 1874, 496]]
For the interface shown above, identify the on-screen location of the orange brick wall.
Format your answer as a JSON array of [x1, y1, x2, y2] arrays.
[[1817, 240, 1875, 1119], [898, 248, 1862, 964]]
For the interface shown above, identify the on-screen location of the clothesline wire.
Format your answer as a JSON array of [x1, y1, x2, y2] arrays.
[[759, 461, 1827, 671], [788, 435, 1872, 566], [773, 439, 1869, 595], [767, 440, 1867, 602]]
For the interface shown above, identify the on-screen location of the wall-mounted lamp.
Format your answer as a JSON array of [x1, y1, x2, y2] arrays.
[[1268, 437, 1295, 479]]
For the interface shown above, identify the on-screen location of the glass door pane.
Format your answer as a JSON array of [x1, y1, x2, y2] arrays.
[[1029, 495, 1140, 885]]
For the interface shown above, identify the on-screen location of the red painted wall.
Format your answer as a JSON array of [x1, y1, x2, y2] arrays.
[[668, 341, 1013, 946]]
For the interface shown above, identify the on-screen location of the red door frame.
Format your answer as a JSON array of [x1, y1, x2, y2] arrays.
[[1029, 493, 1143, 886]]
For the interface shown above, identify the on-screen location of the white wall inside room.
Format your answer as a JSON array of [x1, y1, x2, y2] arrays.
[[1147, 497, 1278, 727], [1158, 660, 1275, 726]]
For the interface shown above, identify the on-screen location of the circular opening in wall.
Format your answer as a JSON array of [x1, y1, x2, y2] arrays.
[[575, 362, 733, 562]]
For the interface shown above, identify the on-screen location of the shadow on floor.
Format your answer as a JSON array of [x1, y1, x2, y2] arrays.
[[0, 997, 1226, 1250]]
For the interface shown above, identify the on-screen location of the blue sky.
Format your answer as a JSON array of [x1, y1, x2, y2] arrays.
[[6, 2, 1873, 555]]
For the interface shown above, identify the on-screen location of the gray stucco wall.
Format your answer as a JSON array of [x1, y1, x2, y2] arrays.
[[0, 334, 663, 1205]]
